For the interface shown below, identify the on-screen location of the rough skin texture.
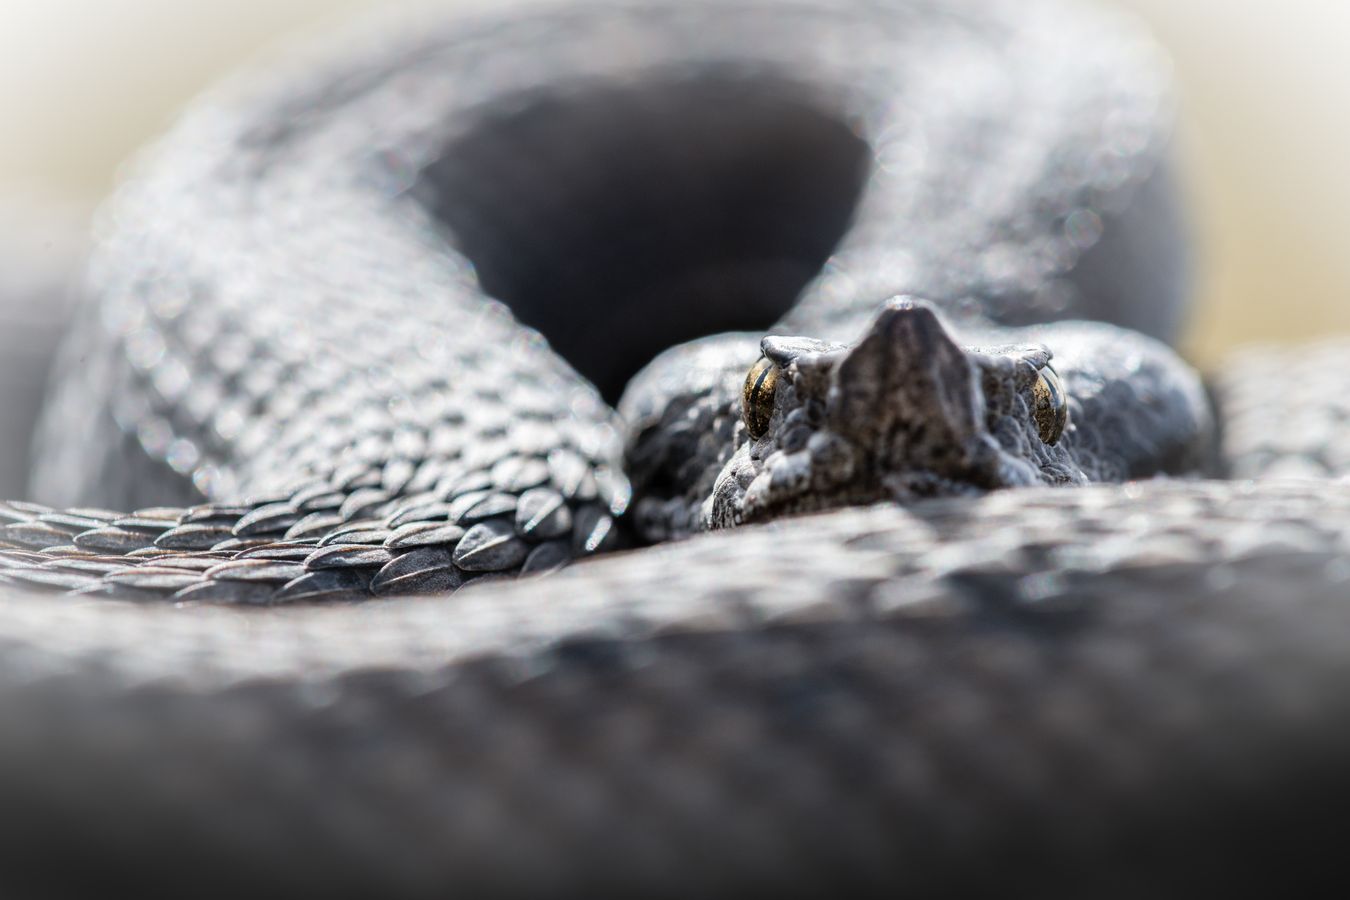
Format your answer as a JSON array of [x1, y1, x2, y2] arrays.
[[623, 301, 1210, 536], [0, 0, 1347, 896]]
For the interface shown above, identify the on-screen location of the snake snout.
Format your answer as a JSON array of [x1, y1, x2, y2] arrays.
[[827, 299, 1001, 479]]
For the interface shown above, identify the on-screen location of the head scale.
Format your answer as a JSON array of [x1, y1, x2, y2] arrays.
[[706, 298, 1079, 528]]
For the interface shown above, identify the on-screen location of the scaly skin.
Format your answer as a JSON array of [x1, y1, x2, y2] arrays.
[[622, 300, 1211, 537], [0, 0, 1347, 895]]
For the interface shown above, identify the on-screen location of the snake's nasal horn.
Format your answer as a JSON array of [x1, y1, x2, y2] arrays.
[[829, 297, 989, 461]]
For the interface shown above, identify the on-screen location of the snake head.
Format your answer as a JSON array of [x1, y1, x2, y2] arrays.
[[706, 297, 1087, 528]]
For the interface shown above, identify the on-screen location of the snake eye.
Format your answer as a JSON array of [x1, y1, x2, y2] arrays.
[[742, 356, 779, 440], [1032, 364, 1068, 445]]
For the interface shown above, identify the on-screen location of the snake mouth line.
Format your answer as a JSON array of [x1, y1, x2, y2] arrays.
[[417, 71, 871, 404]]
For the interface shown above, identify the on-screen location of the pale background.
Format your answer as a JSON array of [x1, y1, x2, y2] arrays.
[[1, 0, 1347, 363]]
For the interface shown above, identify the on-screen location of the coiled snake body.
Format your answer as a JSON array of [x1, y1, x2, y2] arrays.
[[2, 0, 1350, 895]]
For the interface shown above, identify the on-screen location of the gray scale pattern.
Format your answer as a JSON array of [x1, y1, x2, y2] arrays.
[[0, 0, 1346, 894]]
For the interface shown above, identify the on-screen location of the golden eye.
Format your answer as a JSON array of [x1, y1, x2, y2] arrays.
[[742, 356, 779, 440], [1032, 364, 1068, 445]]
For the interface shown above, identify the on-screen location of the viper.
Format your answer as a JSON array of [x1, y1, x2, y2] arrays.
[[1, 0, 1349, 895]]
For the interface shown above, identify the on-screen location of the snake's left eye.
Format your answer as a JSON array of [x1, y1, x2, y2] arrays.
[[1032, 364, 1068, 445], [742, 356, 779, 440]]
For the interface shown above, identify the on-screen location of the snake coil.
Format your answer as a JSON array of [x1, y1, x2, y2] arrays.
[[1, 0, 1349, 896]]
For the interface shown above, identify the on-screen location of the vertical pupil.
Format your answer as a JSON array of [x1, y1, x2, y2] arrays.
[[1033, 366, 1067, 445], [742, 358, 778, 439]]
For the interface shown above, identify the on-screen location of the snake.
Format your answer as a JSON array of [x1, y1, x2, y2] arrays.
[[2, 0, 1350, 894]]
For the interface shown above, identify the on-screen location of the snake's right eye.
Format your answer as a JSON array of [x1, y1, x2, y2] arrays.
[[1032, 364, 1068, 445], [742, 356, 779, 440]]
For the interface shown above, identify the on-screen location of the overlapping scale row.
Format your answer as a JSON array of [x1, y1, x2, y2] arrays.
[[0, 436, 629, 602]]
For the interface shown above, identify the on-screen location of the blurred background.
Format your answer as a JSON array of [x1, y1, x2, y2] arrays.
[[0, 0, 1346, 366]]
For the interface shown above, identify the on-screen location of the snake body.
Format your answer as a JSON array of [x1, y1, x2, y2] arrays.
[[3, 0, 1350, 895]]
